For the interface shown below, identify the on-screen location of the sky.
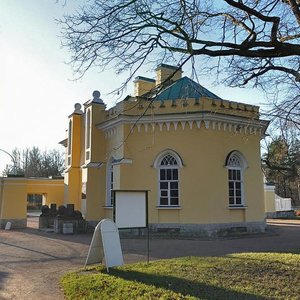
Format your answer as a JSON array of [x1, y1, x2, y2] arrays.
[[0, 0, 267, 173]]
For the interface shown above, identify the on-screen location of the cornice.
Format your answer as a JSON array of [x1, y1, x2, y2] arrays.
[[96, 112, 269, 139]]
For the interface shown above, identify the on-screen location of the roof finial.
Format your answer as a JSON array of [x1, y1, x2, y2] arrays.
[[74, 103, 83, 114], [92, 90, 104, 104]]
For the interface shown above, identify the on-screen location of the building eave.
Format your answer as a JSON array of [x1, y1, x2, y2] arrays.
[[96, 111, 269, 133]]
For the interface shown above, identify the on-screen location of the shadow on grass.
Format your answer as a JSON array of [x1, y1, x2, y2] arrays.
[[110, 269, 268, 300]]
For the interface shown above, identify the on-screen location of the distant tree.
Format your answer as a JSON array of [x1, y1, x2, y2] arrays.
[[60, 0, 300, 126], [2, 147, 64, 177], [262, 122, 300, 205]]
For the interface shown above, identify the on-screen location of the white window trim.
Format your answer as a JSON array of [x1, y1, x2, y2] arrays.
[[106, 158, 114, 206], [67, 120, 72, 165], [85, 109, 91, 161], [154, 150, 183, 207], [156, 206, 182, 210], [225, 151, 247, 207], [153, 149, 183, 168]]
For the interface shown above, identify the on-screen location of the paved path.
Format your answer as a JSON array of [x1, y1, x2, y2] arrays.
[[0, 218, 299, 300]]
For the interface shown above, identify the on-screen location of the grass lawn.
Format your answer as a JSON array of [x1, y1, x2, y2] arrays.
[[61, 252, 300, 300]]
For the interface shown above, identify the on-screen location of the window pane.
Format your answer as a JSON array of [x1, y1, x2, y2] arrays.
[[236, 190, 241, 197], [233, 170, 237, 180], [160, 197, 168, 205], [236, 182, 241, 189], [161, 154, 178, 166], [170, 190, 178, 197], [173, 169, 178, 180], [170, 197, 178, 205], [229, 189, 234, 196], [167, 169, 172, 180], [160, 169, 166, 180], [237, 170, 241, 180], [160, 182, 168, 189], [229, 197, 234, 205], [229, 182, 234, 189], [236, 197, 241, 205], [161, 191, 168, 197], [228, 170, 233, 180], [170, 182, 178, 189]]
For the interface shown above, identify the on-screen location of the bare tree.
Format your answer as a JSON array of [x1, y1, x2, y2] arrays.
[[2, 147, 64, 177], [60, 0, 300, 125], [262, 121, 300, 205]]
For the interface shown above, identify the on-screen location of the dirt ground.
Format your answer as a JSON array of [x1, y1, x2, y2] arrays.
[[0, 217, 299, 300]]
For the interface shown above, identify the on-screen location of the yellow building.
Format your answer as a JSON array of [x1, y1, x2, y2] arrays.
[[62, 64, 269, 236], [0, 176, 64, 228]]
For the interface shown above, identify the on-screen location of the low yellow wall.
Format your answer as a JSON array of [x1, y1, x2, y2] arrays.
[[264, 184, 276, 214], [0, 177, 64, 228]]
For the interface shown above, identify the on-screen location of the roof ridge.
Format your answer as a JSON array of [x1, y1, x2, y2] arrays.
[[155, 76, 222, 101]]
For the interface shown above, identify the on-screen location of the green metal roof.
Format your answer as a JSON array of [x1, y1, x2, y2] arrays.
[[155, 76, 222, 101]]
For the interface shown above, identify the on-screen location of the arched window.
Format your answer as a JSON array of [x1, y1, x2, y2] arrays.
[[226, 151, 247, 207], [86, 109, 91, 149], [67, 120, 72, 165], [106, 158, 114, 206], [155, 151, 182, 206], [68, 120, 72, 155], [85, 109, 91, 160]]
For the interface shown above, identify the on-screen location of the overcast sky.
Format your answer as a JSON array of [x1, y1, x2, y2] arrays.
[[0, 0, 267, 173]]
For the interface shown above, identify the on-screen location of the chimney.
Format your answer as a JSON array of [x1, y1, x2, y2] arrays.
[[155, 64, 182, 86], [134, 76, 156, 96]]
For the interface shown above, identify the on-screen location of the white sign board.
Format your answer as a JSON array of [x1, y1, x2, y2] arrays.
[[114, 190, 148, 229], [85, 222, 103, 266], [85, 219, 123, 272]]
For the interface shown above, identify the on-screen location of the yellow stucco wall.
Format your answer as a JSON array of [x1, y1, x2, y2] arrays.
[[264, 185, 276, 213], [0, 177, 64, 228], [64, 113, 83, 210], [0, 178, 27, 220], [134, 79, 155, 96], [116, 123, 265, 225]]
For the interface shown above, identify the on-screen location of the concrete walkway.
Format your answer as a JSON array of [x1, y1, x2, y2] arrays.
[[0, 218, 299, 300]]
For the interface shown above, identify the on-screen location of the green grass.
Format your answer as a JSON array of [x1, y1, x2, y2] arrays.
[[61, 252, 300, 300]]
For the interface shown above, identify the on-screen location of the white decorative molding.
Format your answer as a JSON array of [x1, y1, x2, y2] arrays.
[[112, 158, 133, 165], [153, 149, 183, 168], [158, 122, 163, 131], [137, 124, 141, 133], [180, 121, 186, 130], [166, 122, 171, 131], [97, 112, 269, 138], [174, 121, 178, 131], [144, 123, 149, 132]]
